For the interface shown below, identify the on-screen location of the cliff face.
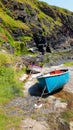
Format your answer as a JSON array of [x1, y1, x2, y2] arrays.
[[0, 0, 73, 54]]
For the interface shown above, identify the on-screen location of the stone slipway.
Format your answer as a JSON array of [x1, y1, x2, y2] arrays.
[[18, 65, 73, 130], [23, 66, 73, 94]]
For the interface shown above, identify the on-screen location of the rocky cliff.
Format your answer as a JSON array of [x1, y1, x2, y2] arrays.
[[0, 0, 73, 54]]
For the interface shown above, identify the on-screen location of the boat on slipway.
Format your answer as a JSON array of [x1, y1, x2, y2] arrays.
[[37, 69, 70, 93]]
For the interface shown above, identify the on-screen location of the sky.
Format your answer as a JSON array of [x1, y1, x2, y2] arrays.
[[39, 0, 73, 12]]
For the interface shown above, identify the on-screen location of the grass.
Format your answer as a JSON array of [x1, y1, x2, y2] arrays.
[[15, 66, 27, 78], [61, 110, 73, 123], [64, 62, 73, 66], [38, 10, 54, 22], [0, 1, 4, 8], [0, 108, 23, 130], [0, 51, 28, 99], [0, 9, 29, 30], [0, 66, 23, 104], [20, 36, 32, 42], [16, 0, 38, 9], [0, 26, 15, 46], [53, 6, 72, 16], [0, 52, 24, 104], [14, 41, 29, 55], [0, 51, 25, 129], [0, 52, 14, 66]]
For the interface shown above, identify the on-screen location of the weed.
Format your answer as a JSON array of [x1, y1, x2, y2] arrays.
[[61, 110, 73, 122]]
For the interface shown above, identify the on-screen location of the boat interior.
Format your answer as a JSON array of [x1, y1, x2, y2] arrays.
[[50, 69, 68, 75]]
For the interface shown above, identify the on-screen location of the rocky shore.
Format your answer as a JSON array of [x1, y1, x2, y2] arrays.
[[2, 65, 73, 130]]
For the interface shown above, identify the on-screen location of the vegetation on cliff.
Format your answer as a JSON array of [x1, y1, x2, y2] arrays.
[[0, 0, 73, 54]]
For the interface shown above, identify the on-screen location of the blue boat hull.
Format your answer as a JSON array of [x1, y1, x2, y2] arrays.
[[37, 69, 69, 93]]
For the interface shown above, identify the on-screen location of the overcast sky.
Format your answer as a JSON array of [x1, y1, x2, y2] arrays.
[[39, 0, 73, 12]]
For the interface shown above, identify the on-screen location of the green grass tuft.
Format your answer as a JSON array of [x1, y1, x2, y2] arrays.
[[0, 108, 23, 130], [0, 52, 14, 66], [64, 62, 73, 66], [0, 66, 23, 104], [0, 9, 29, 30], [0, 26, 15, 46], [61, 110, 73, 122]]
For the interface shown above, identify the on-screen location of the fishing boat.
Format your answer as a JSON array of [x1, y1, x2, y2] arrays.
[[37, 69, 70, 93]]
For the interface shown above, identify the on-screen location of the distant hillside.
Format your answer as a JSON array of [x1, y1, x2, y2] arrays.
[[0, 0, 73, 54]]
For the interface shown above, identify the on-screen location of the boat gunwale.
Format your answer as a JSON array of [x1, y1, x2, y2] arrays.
[[37, 69, 69, 79]]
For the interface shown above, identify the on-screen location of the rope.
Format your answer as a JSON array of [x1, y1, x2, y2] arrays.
[[35, 85, 49, 108], [40, 86, 47, 98]]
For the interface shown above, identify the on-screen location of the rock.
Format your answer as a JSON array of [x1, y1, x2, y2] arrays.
[[1, 42, 14, 53], [13, 10, 27, 22], [68, 16, 73, 23], [54, 100, 67, 112], [45, 95, 67, 113], [34, 103, 43, 109], [19, 118, 49, 130], [19, 74, 29, 82], [70, 121, 73, 130], [33, 34, 47, 54], [12, 1, 19, 10], [12, 28, 24, 39], [19, 3, 25, 10], [38, 2, 57, 20], [2, 0, 8, 4], [64, 69, 73, 93], [0, 18, 3, 23], [7, 1, 19, 11]]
